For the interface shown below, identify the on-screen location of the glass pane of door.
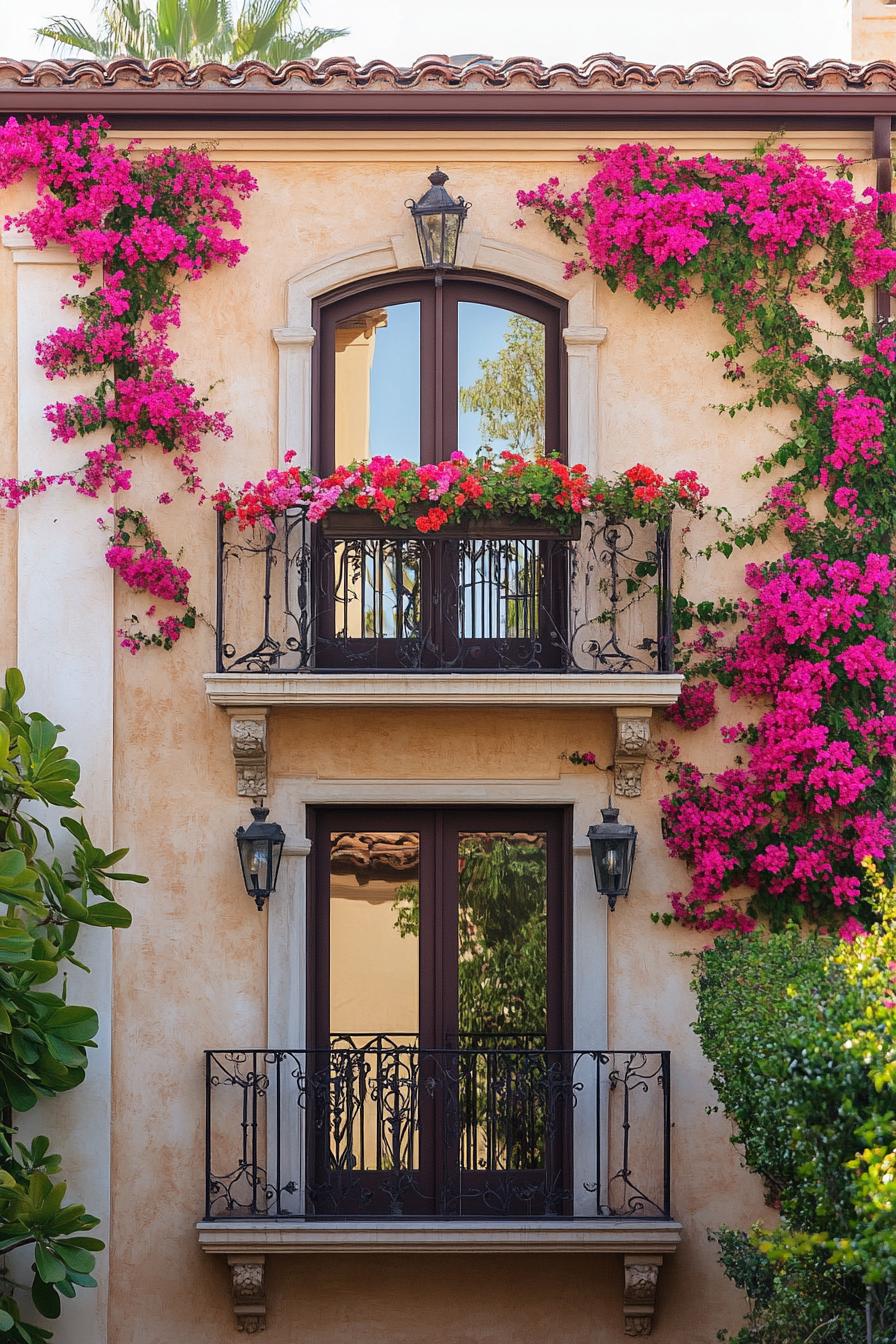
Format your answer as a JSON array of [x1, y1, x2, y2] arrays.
[[334, 302, 421, 466], [456, 830, 547, 1045], [457, 303, 546, 457], [329, 829, 420, 1041], [328, 830, 421, 1180], [456, 831, 548, 1180]]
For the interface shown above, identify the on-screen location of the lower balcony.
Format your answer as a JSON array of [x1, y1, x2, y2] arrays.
[[199, 1040, 679, 1334], [204, 1039, 671, 1222]]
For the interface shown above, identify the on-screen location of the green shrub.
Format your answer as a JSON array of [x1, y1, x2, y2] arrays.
[[0, 668, 144, 1342], [694, 863, 896, 1343]]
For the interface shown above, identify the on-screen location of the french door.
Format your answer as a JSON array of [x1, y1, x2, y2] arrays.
[[308, 807, 570, 1216], [310, 270, 569, 674]]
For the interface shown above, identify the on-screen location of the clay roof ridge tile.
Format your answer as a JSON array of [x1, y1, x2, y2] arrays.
[[2, 53, 896, 92]]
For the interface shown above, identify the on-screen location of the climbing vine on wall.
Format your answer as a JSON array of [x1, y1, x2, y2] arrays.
[[519, 141, 896, 933], [0, 115, 257, 651], [2, 119, 894, 936]]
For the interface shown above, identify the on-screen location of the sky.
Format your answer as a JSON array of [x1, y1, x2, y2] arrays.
[[0, 0, 852, 66]]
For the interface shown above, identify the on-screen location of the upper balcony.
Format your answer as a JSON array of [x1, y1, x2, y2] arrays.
[[206, 508, 682, 710]]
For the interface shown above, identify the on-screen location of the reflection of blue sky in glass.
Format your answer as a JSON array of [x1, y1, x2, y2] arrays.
[[458, 303, 515, 455], [368, 302, 420, 462], [364, 299, 541, 460]]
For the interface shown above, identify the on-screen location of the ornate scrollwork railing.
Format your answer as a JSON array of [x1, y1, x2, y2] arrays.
[[215, 509, 673, 675], [204, 1041, 672, 1221]]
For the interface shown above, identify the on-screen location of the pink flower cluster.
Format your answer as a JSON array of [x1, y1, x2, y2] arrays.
[[0, 115, 255, 517], [105, 543, 190, 603], [665, 680, 718, 730], [517, 141, 896, 303], [104, 508, 197, 653], [662, 551, 896, 931]]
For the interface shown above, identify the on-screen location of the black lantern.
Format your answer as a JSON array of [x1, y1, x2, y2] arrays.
[[406, 168, 470, 272], [235, 806, 285, 911], [587, 806, 637, 911]]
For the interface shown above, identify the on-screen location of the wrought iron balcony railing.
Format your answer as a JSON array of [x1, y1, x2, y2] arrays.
[[215, 509, 673, 675], [205, 1040, 672, 1221]]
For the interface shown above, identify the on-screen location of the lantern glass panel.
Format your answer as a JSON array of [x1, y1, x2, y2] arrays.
[[414, 214, 438, 267], [240, 837, 271, 897], [441, 214, 461, 267]]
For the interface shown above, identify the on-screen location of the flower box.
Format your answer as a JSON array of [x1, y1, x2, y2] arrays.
[[319, 507, 582, 541]]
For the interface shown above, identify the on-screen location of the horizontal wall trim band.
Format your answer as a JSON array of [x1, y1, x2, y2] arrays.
[[107, 129, 876, 166], [204, 672, 684, 708], [197, 1218, 683, 1255]]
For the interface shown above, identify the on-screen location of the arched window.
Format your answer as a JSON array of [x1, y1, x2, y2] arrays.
[[314, 271, 567, 472]]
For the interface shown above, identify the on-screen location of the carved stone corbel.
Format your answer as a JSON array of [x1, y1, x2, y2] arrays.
[[623, 1255, 662, 1336], [228, 1256, 266, 1333], [614, 708, 652, 798], [228, 709, 269, 798]]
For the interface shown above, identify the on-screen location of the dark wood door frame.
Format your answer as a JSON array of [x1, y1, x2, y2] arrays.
[[306, 805, 573, 1216]]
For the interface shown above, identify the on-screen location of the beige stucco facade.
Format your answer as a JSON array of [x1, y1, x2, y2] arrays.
[[1, 8, 895, 1338]]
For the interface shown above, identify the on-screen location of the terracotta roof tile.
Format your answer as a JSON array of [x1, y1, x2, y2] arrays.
[[0, 52, 894, 94]]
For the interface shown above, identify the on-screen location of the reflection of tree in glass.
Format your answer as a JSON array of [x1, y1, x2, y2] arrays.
[[393, 834, 547, 1040], [393, 834, 548, 1171], [459, 315, 545, 455]]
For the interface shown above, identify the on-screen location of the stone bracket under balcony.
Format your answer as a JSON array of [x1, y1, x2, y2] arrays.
[[210, 675, 681, 799], [198, 1220, 682, 1337]]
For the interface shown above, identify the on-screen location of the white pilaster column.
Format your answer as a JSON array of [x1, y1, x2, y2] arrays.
[[563, 325, 608, 477], [272, 326, 315, 468], [4, 231, 114, 1344]]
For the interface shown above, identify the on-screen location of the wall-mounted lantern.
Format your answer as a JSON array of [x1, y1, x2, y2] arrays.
[[587, 806, 637, 911], [235, 805, 285, 911], [406, 168, 470, 272]]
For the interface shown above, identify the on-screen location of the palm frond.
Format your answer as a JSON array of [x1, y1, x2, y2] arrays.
[[231, 0, 299, 58], [188, 0, 232, 49], [36, 0, 345, 63], [97, 0, 158, 57], [241, 23, 346, 62], [34, 16, 114, 57]]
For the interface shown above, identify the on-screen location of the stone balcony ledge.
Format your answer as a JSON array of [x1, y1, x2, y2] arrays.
[[197, 1215, 682, 1255], [204, 670, 684, 710]]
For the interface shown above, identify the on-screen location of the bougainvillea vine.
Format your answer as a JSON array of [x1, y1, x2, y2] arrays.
[[519, 140, 896, 933], [0, 115, 257, 651]]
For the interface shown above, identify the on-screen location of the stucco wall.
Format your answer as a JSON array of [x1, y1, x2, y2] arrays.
[[1, 129, 877, 1343]]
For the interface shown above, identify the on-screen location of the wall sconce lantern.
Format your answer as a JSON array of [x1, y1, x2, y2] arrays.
[[587, 806, 637, 911], [406, 168, 470, 272], [235, 806, 285, 911]]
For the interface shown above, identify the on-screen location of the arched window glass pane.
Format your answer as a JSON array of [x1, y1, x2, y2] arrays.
[[457, 303, 546, 458], [334, 301, 420, 466]]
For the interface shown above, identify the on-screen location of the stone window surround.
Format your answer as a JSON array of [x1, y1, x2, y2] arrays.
[[271, 228, 606, 477]]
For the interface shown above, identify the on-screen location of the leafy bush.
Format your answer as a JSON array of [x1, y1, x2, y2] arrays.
[[0, 668, 144, 1342], [694, 865, 896, 1343]]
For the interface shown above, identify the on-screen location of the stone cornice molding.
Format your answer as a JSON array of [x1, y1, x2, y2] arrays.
[[2, 230, 71, 264]]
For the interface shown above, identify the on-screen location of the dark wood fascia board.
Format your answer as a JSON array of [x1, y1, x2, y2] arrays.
[[1, 88, 896, 130]]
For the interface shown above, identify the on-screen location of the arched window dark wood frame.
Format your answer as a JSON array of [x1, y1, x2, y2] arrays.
[[312, 268, 568, 473]]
